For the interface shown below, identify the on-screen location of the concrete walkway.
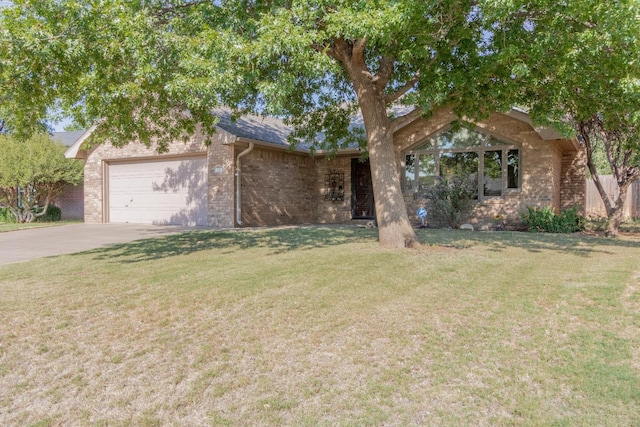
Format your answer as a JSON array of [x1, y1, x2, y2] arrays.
[[0, 223, 192, 266]]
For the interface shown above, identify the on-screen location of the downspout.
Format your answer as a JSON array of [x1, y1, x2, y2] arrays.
[[235, 142, 254, 226]]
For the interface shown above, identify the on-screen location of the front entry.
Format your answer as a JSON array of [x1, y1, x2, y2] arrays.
[[351, 159, 376, 219]]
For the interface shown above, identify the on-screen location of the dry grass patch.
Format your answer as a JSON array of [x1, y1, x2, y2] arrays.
[[1, 226, 639, 426]]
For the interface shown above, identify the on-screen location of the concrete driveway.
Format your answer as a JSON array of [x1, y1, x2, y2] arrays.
[[0, 223, 193, 266]]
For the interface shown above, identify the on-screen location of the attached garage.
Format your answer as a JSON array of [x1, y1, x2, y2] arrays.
[[106, 155, 208, 226]]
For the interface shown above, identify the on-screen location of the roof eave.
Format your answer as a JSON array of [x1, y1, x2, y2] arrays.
[[505, 108, 563, 140], [232, 136, 363, 157], [505, 108, 580, 151], [64, 125, 96, 159]]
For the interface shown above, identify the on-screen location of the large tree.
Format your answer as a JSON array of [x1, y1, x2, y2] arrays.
[[0, 133, 84, 223], [483, 0, 640, 236], [1, 0, 522, 248]]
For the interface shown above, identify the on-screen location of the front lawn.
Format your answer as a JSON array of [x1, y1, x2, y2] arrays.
[[0, 220, 78, 233], [0, 227, 638, 426]]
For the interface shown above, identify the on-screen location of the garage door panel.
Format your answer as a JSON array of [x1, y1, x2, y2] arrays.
[[108, 157, 208, 226]]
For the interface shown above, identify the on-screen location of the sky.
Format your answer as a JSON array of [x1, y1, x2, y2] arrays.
[[53, 118, 73, 132]]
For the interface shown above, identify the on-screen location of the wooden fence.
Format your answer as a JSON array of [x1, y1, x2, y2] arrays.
[[585, 176, 640, 218]]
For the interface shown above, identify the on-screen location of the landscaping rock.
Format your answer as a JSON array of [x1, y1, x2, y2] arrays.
[[460, 223, 474, 231]]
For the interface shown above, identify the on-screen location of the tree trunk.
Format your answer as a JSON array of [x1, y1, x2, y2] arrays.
[[604, 181, 629, 237], [585, 140, 628, 237], [329, 38, 420, 248], [366, 111, 420, 248], [353, 83, 419, 248], [580, 119, 640, 238]]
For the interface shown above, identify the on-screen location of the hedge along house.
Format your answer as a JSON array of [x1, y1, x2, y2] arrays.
[[65, 107, 584, 229]]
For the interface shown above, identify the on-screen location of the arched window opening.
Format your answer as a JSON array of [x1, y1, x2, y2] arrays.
[[403, 125, 520, 200]]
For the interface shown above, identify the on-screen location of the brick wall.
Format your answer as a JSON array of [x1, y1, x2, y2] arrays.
[[53, 183, 84, 220], [560, 149, 587, 214], [240, 146, 318, 226], [208, 140, 235, 228], [551, 143, 563, 210], [315, 156, 353, 223]]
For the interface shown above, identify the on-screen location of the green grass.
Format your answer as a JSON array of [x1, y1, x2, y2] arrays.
[[584, 217, 640, 234], [1, 226, 639, 426], [0, 220, 78, 233]]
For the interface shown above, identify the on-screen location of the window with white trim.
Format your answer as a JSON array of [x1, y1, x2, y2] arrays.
[[404, 126, 520, 200]]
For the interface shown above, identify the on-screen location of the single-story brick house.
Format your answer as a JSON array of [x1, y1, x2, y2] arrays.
[[64, 107, 585, 230]]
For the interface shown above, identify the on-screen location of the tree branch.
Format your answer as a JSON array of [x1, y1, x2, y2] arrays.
[[154, 0, 208, 15], [373, 54, 396, 88], [352, 37, 368, 62], [152, 0, 209, 24], [327, 38, 376, 83], [325, 37, 349, 64], [384, 71, 420, 105]]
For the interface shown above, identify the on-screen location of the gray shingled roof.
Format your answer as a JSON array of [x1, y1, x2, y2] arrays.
[[52, 130, 88, 147], [212, 109, 297, 148], [65, 106, 563, 156], [212, 108, 367, 151]]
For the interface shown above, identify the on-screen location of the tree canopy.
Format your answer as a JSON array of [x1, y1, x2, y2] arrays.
[[484, 0, 640, 235], [1, 1, 506, 147]]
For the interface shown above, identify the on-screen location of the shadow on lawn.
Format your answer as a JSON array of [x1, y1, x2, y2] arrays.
[[80, 225, 378, 263], [79, 225, 640, 264], [417, 228, 640, 256]]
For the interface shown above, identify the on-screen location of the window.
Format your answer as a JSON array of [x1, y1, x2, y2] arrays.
[[404, 125, 520, 200]]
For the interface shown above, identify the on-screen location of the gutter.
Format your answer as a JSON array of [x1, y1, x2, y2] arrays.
[[233, 136, 310, 154], [234, 136, 361, 157], [235, 142, 254, 226]]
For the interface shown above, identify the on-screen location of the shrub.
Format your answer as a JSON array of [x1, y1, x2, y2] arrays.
[[0, 207, 16, 223], [0, 134, 83, 223], [522, 206, 585, 233], [36, 205, 62, 222], [585, 216, 609, 233], [424, 176, 476, 228]]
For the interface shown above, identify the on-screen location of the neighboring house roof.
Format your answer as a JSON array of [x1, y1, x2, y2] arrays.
[[53, 130, 89, 147], [62, 127, 95, 159]]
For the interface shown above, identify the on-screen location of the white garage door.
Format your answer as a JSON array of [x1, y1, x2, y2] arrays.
[[108, 156, 208, 226]]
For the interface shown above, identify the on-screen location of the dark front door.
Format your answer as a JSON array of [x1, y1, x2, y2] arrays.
[[351, 159, 375, 219]]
